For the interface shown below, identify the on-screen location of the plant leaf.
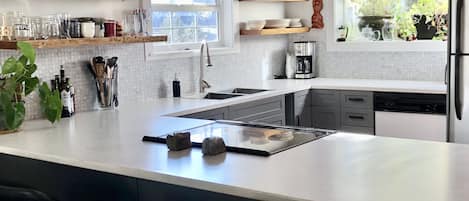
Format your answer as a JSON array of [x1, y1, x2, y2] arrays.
[[38, 82, 50, 100], [24, 77, 39, 96], [0, 92, 24, 130], [17, 42, 36, 64], [2, 57, 18, 74], [18, 55, 28, 66], [38, 82, 62, 123]]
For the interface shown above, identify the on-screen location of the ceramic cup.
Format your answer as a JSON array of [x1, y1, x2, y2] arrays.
[[81, 21, 95, 38]]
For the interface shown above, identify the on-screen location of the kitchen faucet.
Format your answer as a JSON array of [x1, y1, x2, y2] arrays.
[[199, 40, 213, 93]]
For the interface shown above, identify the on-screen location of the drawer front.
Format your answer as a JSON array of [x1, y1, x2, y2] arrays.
[[341, 91, 373, 109], [311, 90, 340, 107], [341, 126, 374, 135], [182, 107, 228, 120], [311, 106, 341, 130], [251, 114, 286, 126], [341, 109, 374, 128], [229, 96, 285, 120]]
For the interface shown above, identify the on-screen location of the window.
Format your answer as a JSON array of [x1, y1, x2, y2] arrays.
[[334, 0, 448, 42], [150, 0, 234, 53], [327, 0, 448, 52]]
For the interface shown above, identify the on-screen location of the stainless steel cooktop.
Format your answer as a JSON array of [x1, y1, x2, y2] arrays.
[[145, 121, 335, 156]]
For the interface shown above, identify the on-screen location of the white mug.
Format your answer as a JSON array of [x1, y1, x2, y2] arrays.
[[81, 22, 95, 38]]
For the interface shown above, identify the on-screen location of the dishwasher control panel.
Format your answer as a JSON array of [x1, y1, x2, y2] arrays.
[[374, 92, 446, 115]]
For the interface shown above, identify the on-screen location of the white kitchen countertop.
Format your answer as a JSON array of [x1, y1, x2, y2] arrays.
[[0, 78, 455, 201]]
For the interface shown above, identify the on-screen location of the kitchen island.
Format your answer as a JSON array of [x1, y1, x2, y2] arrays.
[[0, 78, 458, 201]]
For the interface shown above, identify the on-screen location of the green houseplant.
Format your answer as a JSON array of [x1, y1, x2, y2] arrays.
[[409, 0, 448, 40], [351, 0, 397, 32], [0, 42, 62, 133]]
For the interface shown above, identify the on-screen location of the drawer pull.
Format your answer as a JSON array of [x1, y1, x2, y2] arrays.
[[348, 98, 365, 102], [348, 115, 365, 120]]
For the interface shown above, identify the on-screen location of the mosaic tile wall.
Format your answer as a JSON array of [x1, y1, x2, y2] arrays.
[[0, 36, 288, 120]]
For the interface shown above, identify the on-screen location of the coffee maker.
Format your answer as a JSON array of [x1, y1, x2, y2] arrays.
[[293, 41, 317, 79]]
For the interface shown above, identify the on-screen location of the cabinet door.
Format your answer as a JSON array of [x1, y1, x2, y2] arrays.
[[228, 96, 285, 123], [311, 90, 340, 107], [182, 107, 229, 120], [251, 114, 286, 126], [294, 90, 312, 127], [311, 106, 341, 130]]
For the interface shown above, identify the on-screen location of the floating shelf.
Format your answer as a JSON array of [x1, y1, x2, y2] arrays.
[[240, 27, 311, 36], [0, 36, 168, 50]]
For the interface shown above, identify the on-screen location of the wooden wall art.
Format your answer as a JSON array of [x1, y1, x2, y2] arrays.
[[312, 0, 325, 29]]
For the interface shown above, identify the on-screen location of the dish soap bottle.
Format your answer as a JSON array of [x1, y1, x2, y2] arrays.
[[173, 74, 181, 98]]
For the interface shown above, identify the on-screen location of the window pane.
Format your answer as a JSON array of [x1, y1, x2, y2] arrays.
[[197, 27, 218, 42], [154, 29, 171, 41], [152, 12, 171, 28], [152, 0, 216, 5], [172, 28, 196, 43], [172, 12, 195, 28], [197, 11, 218, 27]]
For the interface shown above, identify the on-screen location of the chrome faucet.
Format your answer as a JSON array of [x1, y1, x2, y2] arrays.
[[199, 40, 213, 93]]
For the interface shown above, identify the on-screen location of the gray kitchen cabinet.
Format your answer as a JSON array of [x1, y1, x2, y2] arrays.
[[182, 107, 229, 120], [339, 91, 374, 134], [286, 90, 312, 127], [310, 90, 341, 130], [310, 90, 375, 134], [228, 95, 286, 125], [311, 106, 341, 130], [181, 96, 286, 126]]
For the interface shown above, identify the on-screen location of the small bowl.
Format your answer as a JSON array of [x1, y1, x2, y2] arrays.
[[289, 18, 303, 27], [246, 20, 266, 30], [265, 19, 291, 29]]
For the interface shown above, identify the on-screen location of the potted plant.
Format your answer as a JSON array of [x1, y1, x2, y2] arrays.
[[0, 42, 62, 134], [351, 0, 396, 33], [393, 4, 417, 41], [409, 0, 448, 40]]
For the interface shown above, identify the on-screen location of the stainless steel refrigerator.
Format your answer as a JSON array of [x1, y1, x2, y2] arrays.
[[448, 0, 469, 143]]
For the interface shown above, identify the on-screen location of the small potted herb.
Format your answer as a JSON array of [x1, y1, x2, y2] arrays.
[[0, 42, 62, 134]]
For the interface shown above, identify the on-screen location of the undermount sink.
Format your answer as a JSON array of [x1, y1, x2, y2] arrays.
[[204, 93, 244, 100], [220, 88, 269, 95]]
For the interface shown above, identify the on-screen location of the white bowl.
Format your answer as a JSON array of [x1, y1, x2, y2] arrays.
[[246, 20, 266, 30], [289, 18, 303, 27], [265, 19, 290, 29]]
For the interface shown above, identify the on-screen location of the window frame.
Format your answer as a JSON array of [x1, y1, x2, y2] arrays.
[[145, 0, 239, 60], [326, 0, 447, 52]]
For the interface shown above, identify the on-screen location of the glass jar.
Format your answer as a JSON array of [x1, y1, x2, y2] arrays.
[[382, 19, 396, 41], [13, 12, 31, 40]]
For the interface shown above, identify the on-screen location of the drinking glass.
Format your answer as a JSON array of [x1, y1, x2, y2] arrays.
[[39, 16, 50, 39], [48, 15, 60, 39], [30, 17, 42, 40], [13, 12, 31, 40]]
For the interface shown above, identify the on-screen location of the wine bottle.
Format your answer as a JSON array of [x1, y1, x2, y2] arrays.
[[66, 77, 75, 115]]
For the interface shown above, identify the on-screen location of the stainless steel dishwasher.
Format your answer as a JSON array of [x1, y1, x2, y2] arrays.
[[374, 92, 447, 142]]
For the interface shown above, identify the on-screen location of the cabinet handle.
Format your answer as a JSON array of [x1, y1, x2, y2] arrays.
[[348, 97, 365, 102], [296, 116, 300, 126], [348, 115, 365, 120]]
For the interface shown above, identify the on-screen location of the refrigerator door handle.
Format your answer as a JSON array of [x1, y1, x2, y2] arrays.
[[455, 0, 463, 53], [445, 64, 449, 84], [455, 55, 463, 120]]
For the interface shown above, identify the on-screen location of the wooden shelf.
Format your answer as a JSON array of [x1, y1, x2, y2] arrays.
[[0, 36, 168, 50], [240, 27, 311, 36]]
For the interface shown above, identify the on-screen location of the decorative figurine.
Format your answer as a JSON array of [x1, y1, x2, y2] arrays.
[[312, 0, 325, 29]]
